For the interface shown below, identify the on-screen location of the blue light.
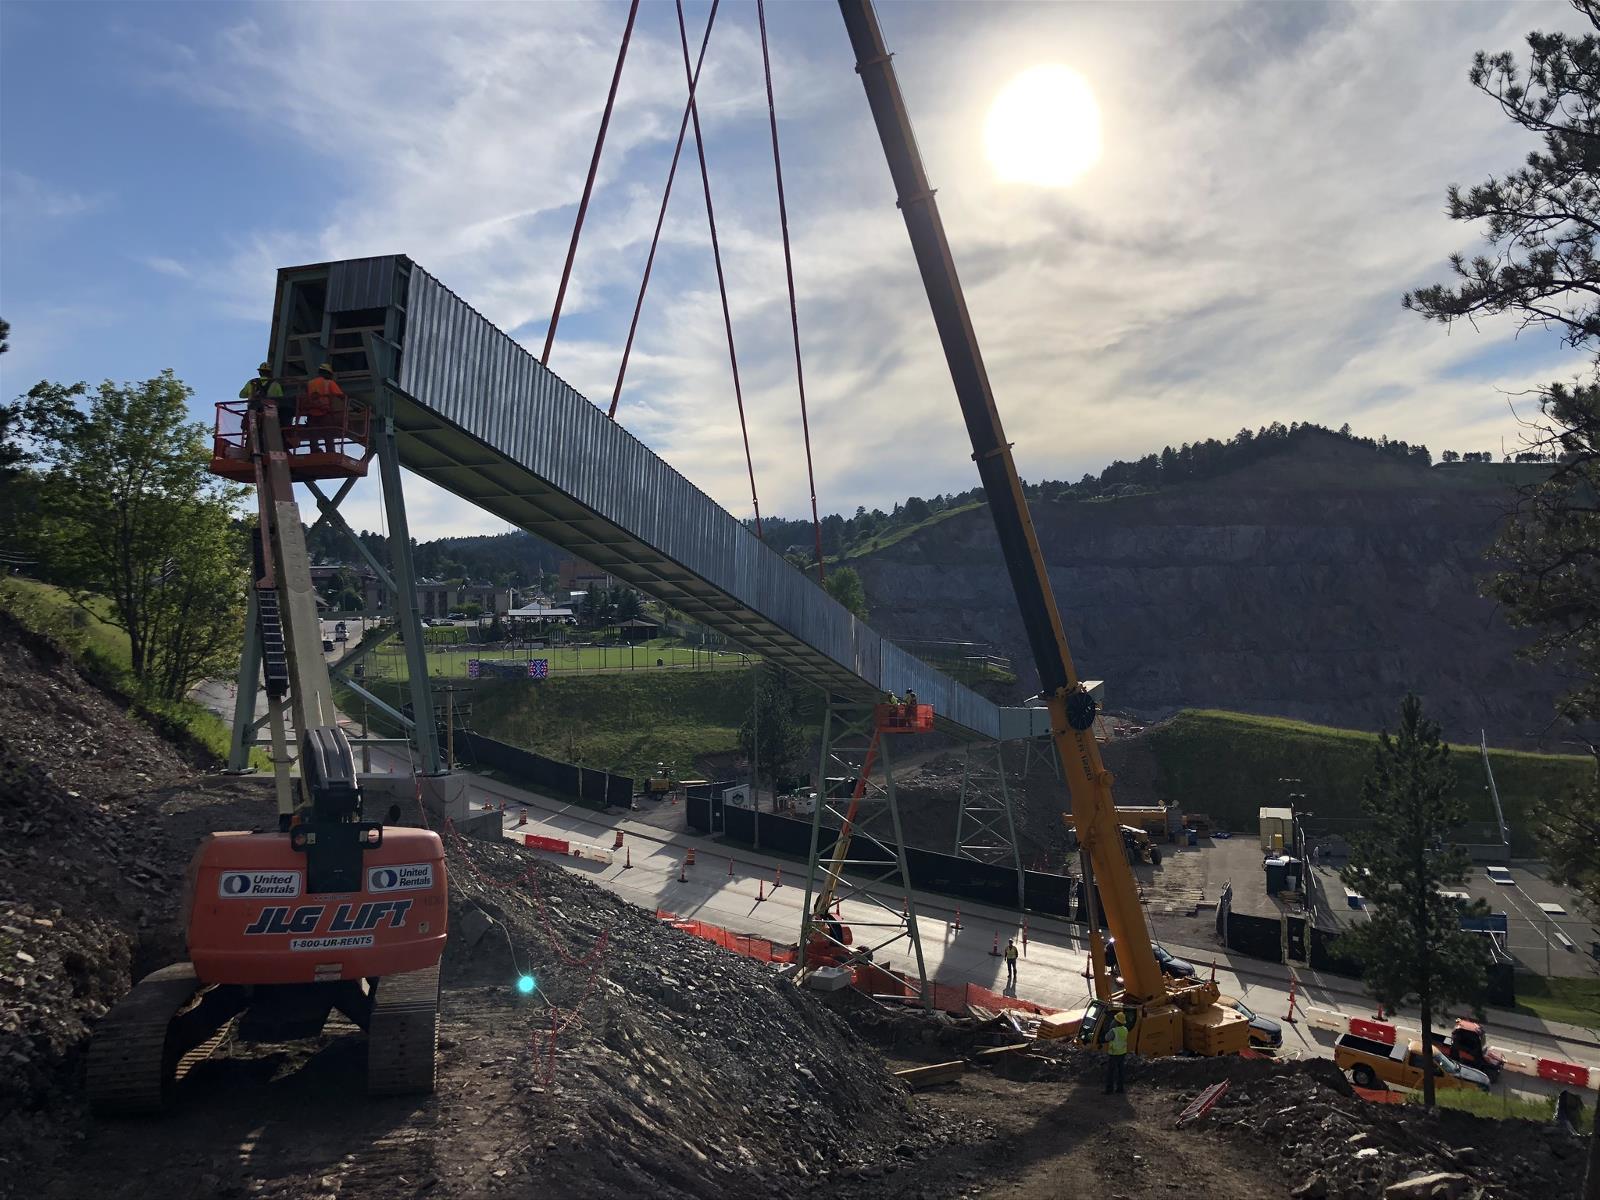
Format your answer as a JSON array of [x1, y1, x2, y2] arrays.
[[516, 974, 535, 995]]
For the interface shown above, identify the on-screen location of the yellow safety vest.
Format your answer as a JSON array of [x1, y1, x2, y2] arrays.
[[1107, 1024, 1129, 1056]]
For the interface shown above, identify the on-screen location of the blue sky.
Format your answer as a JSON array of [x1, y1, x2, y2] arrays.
[[1, 0, 1585, 540]]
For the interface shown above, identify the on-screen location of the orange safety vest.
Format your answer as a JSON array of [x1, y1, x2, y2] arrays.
[[303, 375, 344, 417]]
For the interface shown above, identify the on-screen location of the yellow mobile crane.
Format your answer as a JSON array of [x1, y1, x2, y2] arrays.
[[840, 0, 1248, 1058]]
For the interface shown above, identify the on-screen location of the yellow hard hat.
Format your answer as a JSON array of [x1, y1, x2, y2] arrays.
[[319, 362, 334, 373], [1113, 1011, 1126, 1025], [257, 362, 272, 373]]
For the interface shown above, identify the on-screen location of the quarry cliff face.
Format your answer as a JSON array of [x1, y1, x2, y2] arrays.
[[853, 438, 1563, 747]]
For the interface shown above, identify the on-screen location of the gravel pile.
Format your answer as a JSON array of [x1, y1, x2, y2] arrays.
[[1208, 1066, 1586, 1200], [0, 612, 264, 1182], [443, 833, 947, 1197]]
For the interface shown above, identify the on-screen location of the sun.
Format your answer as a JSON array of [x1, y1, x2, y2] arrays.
[[984, 65, 1102, 187]]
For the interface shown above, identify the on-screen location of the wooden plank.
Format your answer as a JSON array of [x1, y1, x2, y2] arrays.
[[893, 1060, 966, 1089], [971, 1043, 1033, 1060]]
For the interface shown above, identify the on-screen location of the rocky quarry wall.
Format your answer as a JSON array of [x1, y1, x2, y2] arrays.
[[855, 437, 1565, 747]]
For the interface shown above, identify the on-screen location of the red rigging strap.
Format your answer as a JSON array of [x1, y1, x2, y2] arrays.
[[543, 0, 640, 367], [610, 0, 720, 419], [675, 0, 763, 540], [757, 0, 823, 579]]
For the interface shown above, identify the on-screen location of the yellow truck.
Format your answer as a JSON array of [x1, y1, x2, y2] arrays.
[[1333, 1032, 1491, 1093]]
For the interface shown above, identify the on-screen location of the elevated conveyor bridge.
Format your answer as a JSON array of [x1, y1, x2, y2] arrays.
[[267, 254, 1092, 744]]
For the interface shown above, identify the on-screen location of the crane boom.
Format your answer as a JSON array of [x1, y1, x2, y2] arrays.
[[837, 0, 1167, 1003]]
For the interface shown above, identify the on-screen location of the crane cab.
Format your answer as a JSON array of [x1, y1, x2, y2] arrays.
[[210, 398, 371, 483]]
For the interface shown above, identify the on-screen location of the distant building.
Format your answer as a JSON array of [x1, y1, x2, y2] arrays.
[[558, 558, 614, 597]]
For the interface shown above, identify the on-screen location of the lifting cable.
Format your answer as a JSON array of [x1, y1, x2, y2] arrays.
[[543, 0, 640, 366], [609, 0, 720, 419], [674, 0, 763, 540], [756, 0, 824, 580]]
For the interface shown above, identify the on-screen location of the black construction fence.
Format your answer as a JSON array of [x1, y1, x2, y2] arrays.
[[687, 796, 1076, 916], [458, 731, 632, 809], [1216, 888, 1515, 1007]]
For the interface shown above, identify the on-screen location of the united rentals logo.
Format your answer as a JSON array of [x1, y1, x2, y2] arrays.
[[218, 870, 302, 899], [368, 863, 434, 893]]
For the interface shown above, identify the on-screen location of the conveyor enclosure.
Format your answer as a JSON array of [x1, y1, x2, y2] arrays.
[[268, 254, 1093, 741]]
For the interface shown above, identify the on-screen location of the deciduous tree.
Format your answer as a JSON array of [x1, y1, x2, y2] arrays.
[[16, 371, 247, 700]]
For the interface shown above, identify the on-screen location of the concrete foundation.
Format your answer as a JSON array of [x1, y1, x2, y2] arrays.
[[360, 771, 499, 840]]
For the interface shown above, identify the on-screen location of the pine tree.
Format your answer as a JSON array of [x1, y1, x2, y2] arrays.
[[739, 667, 807, 798], [1338, 695, 1490, 1108]]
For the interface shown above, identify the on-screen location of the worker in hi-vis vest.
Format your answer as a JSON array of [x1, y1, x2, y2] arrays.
[[1003, 936, 1019, 987], [1103, 1011, 1129, 1094]]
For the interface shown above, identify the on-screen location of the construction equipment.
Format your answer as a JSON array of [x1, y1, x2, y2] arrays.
[[1435, 1018, 1505, 1080], [797, 701, 933, 976], [87, 382, 446, 1115], [841, 0, 1248, 1057], [1120, 824, 1163, 866]]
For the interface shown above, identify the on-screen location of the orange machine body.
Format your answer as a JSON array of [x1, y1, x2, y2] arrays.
[[186, 828, 447, 985]]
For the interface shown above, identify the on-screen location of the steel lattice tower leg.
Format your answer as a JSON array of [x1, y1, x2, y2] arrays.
[[798, 700, 927, 1004], [952, 740, 1025, 909]]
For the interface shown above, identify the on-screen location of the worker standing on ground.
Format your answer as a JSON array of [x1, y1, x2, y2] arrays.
[[302, 362, 345, 454], [1103, 1011, 1129, 1094], [1003, 936, 1019, 988]]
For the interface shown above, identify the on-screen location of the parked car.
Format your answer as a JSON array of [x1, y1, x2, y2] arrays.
[[1103, 938, 1197, 980], [1220, 994, 1283, 1049]]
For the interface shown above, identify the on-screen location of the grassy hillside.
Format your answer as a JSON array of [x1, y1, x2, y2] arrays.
[[453, 669, 824, 782], [0, 577, 252, 766], [1146, 709, 1593, 853]]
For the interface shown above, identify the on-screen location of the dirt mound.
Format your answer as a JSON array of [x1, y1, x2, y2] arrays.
[[442, 834, 937, 1196], [0, 612, 267, 1187]]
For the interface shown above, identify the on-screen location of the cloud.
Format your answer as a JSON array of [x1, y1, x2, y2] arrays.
[[151, 0, 1586, 537], [0, 170, 105, 229], [139, 255, 191, 279]]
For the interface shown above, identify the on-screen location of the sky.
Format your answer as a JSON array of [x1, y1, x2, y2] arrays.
[[0, 0, 1586, 542]]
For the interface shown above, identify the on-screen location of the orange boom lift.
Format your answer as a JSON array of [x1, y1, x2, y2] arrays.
[[87, 376, 447, 1113]]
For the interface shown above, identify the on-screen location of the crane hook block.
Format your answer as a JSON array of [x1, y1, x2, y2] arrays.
[[1065, 688, 1098, 732]]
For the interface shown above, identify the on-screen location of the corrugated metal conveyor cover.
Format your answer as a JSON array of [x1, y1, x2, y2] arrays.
[[327, 256, 403, 313], [389, 261, 1005, 739]]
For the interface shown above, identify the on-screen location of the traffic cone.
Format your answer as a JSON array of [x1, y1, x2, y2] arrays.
[[990, 932, 1001, 956], [686, 848, 696, 867], [612, 829, 624, 849], [757, 879, 766, 903], [774, 867, 782, 889], [518, 807, 528, 827], [1284, 979, 1299, 1023], [952, 907, 962, 931], [1021, 920, 1028, 955], [623, 847, 632, 869], [679, 859, 687, 883], [727, 857, 734, 877]]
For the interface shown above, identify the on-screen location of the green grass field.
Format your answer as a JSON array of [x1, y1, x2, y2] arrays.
[[357, 638, 752, 683], [0, 577, 257, 767], [1512, 974, 1600, 1031], [1145, 709, 1594, 854], [1404, 1087, 1556, 1121]]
